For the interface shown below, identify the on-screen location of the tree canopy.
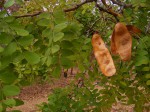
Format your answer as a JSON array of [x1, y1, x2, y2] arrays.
[[0, 0, 150, 111]]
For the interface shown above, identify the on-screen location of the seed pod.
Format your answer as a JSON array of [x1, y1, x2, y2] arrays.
[[126, 25, 141, 36], [92, 33, 116, 76], [111, 23, 132, 61]]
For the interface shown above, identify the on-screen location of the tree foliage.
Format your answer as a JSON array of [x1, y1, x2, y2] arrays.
[[0, 0, 150, 111]]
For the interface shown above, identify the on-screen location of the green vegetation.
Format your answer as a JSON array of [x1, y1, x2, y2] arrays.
[[0, 0, 150, 111]]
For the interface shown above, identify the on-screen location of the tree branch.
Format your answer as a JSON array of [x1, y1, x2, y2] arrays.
[[95, 3, 119, 22], [14, 0, 130, 21], [64, 0, 95, 12], [15, 0, 95, 18], [15, 11, 43, 18], [110, 0, 132, 8]]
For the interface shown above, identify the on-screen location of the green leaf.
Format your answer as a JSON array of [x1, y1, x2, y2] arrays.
[[61, 49, 74, 57], [0, 46, 4, 52], [0, 70, 17, 84], [4, 0, 15, 8], [24, 51, 40, 64], [51, 45, 60, 54], [146, 80, 150, 85], [60, 40, 73, 49], [61, 57, 74, 68], [0, 10, 7, 18], [53, 9, 66, 24], [135, 56, 149, 66], [12, 52, 24, 63], [51, 56, 59, 64], [145, 74, 150, 79], [14, 98, 24, 106], [16, 29, 29, 36], [52, 66, 61, 78], [53, 23, 67, 32], [46, 56, 52, 66], [3, 42, 17, 56], [142, 67, 150, 71], [4, 98, 16, 107], [63, 32, 77, 41], [0, 56, 12, 69], [45, 48, 51, 56], [18, 34, 34, 47], [37, 19, 51, 27], [0, 32, 13, 44], [42, 29, 53, 37], [120, 81, 127, 88], [84, 38, 91, 44], [136, 50, 148, 56], [5, 16, 15, 23], [15, 0, 23, 4], [39, 12, 51, 19], [53, 32, 64, 42], [2, 85, 20, 97]]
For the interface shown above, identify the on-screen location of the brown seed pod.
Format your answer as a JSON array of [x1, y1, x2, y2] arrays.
[[126, 25, 141, 36], [111, 22, 132, 61], [92, 33, 116, 76]]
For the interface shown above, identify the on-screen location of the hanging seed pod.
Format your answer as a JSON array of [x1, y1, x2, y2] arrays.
[[126, 25, 141, 37], [111, 23, 132, 61], [92, 33, 116, 76]]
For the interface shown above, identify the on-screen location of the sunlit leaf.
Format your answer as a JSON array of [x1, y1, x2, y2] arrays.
[[18, 34, 34, 47], [135, 56, 149, 66], [39, 12, 51, 19], [42, 28, 53, 37], [2, 85, 20, 97], [3, 42, 17, 56], [51, 45, 60, 54], [16, 29, 29, 36], [4, 99, 16, 107], [37, 19, 51, 26], [53, 9, 66, 24], [46, 56, 52, 66], [53, 32, 64, 42], [24, 51, 40, 64], [53, 23, 67, 32], [4, 0, 15, 8]]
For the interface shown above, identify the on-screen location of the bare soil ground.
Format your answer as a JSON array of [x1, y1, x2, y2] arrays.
[[7, 75, 149, 112], [7, 77, 70, 112]]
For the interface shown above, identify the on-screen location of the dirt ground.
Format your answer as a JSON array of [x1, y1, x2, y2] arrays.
[[7, 75, 149, 112], [7, 77, 70, 112]]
